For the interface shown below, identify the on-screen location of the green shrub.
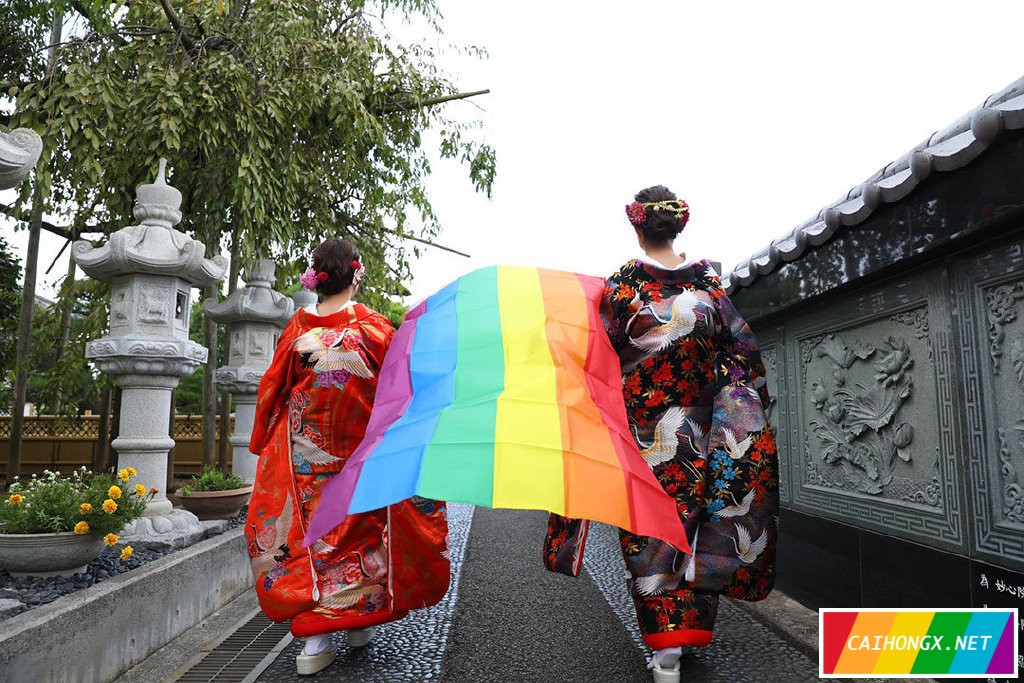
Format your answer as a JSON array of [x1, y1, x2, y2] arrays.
[[179, 466, 248, 496]]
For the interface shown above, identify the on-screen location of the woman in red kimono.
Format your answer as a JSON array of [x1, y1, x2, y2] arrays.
[[545, 187, 779, 683], [247, 238, 450, 676]]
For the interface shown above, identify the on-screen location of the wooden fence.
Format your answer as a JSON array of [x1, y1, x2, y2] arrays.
[[0, 415, 236, 479]]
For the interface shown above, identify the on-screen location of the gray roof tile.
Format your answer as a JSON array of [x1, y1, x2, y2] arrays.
[[724, 76, 1024, 292]]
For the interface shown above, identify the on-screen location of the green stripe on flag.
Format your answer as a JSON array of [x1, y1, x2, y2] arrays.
[[418, 266, 503, 505], [910, 612, 973, 675]]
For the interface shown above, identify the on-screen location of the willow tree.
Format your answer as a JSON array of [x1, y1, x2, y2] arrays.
[[2, 0, 494, 473]]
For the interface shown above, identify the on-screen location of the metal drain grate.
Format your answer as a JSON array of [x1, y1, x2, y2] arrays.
[[174, 611, 293, 683]]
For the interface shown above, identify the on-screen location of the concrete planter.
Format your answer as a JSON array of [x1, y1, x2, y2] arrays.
[[0, 529, 254, 683], [0, 531, 106, 578], [178, 486, 253, 520]]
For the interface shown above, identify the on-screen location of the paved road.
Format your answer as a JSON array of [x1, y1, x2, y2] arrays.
[[246, 504, 826, 683], [115, 503, 938, 683]]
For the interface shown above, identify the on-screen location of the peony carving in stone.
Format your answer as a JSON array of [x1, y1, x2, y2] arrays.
[[806, 334, 916, 495]]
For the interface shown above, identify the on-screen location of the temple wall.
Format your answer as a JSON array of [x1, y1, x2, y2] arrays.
[[730, 129, 1024, 610]]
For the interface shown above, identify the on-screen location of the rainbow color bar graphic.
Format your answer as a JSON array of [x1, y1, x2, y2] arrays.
[[820, 609, 1018, 678]]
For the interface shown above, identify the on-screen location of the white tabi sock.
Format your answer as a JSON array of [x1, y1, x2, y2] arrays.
[[654, 646, 682, 671], [302, 633, 332, 656]]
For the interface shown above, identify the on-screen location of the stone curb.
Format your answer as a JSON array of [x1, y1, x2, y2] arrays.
[[727, 591, 818, 658], [731, 592, 939, 683], [0, 528, 253, 683]]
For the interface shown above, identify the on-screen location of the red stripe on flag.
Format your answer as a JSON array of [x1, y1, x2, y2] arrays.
[[575, 273, 689, 552], [822, 611, 860, 675]]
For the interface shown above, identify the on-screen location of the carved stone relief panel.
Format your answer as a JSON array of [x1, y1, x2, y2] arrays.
[[230, 329, 245, 363], [800, 326, 933, 500], [955, 238, 1024, 569], [786, 267, 964, 551], [247, 329, 271, 364], [109, 284, 132, 333], [136, 284, 170, 326]]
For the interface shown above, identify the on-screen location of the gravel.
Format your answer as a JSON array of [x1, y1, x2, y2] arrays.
[[0, 506, 247, 624]]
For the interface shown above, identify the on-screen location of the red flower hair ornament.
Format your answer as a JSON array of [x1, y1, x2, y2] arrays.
[[626, 199, 690, 229], [625, 202, 647, 227]]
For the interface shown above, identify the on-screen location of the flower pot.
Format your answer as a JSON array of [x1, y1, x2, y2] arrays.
[[0, 531, 106, 578], [177, 486, 253, 520]]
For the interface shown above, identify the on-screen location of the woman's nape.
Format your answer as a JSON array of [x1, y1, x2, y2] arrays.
[[634, 228, 687, 269]]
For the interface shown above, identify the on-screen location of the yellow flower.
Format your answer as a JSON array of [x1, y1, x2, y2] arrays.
[[118, 469, 131, 482], [7, 493, 23, 505], [108, 485, 122, 499], [134, 484, 147, 497], [120, 546, 134, 560], [102, 499, 118, 514], [79, 502, 93, 514], [104, 533, 118, 546], [73, 521, 90, 535], [126, 467, 137, 477]]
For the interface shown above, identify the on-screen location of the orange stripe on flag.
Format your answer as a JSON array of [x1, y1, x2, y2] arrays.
[[833, 611, 899, 674], [538, 268, 630, 526]]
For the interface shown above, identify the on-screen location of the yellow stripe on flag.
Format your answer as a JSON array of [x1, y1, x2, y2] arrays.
[[493, 266, 565, 510], [834, 611, 898, 674], [873, 611, 934, 674]]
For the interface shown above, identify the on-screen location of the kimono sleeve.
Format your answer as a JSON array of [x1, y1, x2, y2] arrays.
[[249, 314, 303, 455], [695, 287, 780, 601], [717, 292, 771, 408], [599, 268, 635, 357], [542, 514, 589, 577]]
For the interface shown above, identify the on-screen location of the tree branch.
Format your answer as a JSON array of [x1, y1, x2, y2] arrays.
[[70, 0, 127, 44], [0, 203, 72, 239], [373, 89, 490, 115], [158, 0, 196, 51], [0, 203, 108, 240], [380, 226, 470, 257], [332, 9, 362, 36]]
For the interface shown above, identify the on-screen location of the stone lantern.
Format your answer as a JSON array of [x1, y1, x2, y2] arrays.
[[205, 259, 294, 483], [0, 128, 42, 189], [73, 160, 227, 530], [291, 288, 317, 312]]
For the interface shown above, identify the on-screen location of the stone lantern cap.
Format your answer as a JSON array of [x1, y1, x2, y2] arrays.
[[0, 127, 43, 190], [205, 259, 295, 327], [72, 159, 227, 286]]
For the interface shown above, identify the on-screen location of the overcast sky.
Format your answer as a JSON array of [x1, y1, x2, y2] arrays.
[[5, 0, 1024, 305]]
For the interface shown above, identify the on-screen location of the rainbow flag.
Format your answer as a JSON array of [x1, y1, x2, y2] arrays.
[[820, 609, 1018, 677], [304, 266, 689, 551]]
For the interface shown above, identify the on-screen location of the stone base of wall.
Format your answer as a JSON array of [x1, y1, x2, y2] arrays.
[[778, 507, 1024, 613], [0, 529, 253, 683]]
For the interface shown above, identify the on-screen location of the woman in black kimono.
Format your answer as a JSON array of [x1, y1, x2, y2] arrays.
[[545, 186, 779, 683]]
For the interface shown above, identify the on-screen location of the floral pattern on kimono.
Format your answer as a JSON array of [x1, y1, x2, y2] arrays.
[[544, 259, 779, 649], [246, 303, 451, 638]]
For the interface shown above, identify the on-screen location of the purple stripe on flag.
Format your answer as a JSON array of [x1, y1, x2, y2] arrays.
[[302, 299, 427, 547], [986, 613, 1016, 675]]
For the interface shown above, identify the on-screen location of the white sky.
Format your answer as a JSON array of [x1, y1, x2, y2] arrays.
[[5, 0, 1024, 306]]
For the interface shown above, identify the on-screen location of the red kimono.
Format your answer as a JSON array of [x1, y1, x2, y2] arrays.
[[247, 303, 450, 638]]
